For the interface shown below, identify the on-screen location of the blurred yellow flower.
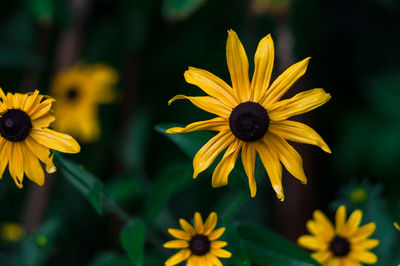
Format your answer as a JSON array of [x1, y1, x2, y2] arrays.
[[163, 212, 231, 266], [0, 89, 80, 188], [51, 63, 118, 142], [0, 222, 26, 243], [167, 29, 331, 199], [298, 205, 379, 265], [349, 187, 368, 204], [394, 222, 400, 231]]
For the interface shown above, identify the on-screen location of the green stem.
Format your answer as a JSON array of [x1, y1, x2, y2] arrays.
[[222, 191, 247, 222], [102, 196, 132, 223]]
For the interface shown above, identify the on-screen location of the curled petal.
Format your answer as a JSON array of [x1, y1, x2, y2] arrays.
[[168, 95, 232, 118], [166, 117, 228, 134]]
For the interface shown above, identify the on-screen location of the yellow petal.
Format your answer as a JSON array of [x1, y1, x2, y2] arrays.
[[9, 142, 24, 188], [168, 95, 232, 118], [394, 222, 400, 231], [211, 241, 228, 248], [209, 254, 223, 266], [25, 137, 56, 173], [0, 88, 11, 107], [260, 57, 311, 106], [345, 209, 362, 235], [165, 249, 191, 266], [351, 223, 376, 242], [268, 120, 331, 153], [251, 34, 274, 102], [32, 115, 55, 128], [208, 227, 225, 241], [163, 240, 189, 249], [168, 229, 192, 240], [179, 219, 195, 236], [0, 139, 9, 179], [184, 67, 238, 107], [351, 239, 379, 250], [355, 251, 378, 264], [211, 248, 232, 258], [166, 117, 228, 134], [266, 133, 307, 184], [226, 29, 251, 102], [194, 212, 204, 234], [203, 212, 218, 235], [22, 142, 44, 186], [313, 210, 335, 237], [297, 235, 327, 250], [212, 139, 241, 188], [306, 220, 334, 241], [22, 90, 40, 113], [30, 128, 80, 153], [28, 98, 55, 120], [268, 88, 331, 121], [311, 251, 332, 265], [255, 141, 284, 200], [193, 131, 234, 178], [241, 142, 257, 197], [335, 206, 347, 235]]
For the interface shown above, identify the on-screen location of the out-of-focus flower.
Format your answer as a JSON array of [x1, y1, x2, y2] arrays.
[[298, 205, 379, 265], [167, 29, 331, 199], [0, 89, 80, 188], [250, 0, 290, 18], [349, 187, 368, 204], [0, 222, 26, 243], [163, 212, 231, 266], [51, 62, 118, 142], [394, 222, 400, 231], [35, 233, 49, 247]]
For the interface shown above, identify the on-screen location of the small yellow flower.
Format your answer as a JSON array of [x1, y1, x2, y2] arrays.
[[163, 212, 231, 266], [167, 29, 331, 199], [0, 89, 80, 188], [51, 62, 118, 142], [394, 222, 400, 231], [298, 205, 379, 265], [0, 222, 26, 243]]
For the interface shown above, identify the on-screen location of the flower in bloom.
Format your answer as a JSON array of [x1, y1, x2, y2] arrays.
[[163, 212, 231, 266], [0, 89, 80, 188], [167, 29, 331, 199], [298, 205, 379, 265], [51, 62, 117, 142], [394, 222, 400, 231], [0, 222, 26, 243]]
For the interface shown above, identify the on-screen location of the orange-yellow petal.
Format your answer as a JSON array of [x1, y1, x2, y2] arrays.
[[212, 139, 241, 188], [179, 219, 195, 236], [163, 240, 189, 249], [168, 229, 191, 240], [30, 128, 80, 154], [241, 142, 257, 198], [168, 95, 232, 118], [203, 212, 218, 235], [194, 212, 204, 234], [166, 117, 228, 134], [208, 227, 225, 241], [165, 249, 191, 266]]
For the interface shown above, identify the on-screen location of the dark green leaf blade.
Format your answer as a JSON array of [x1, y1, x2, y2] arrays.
[[120, 219, 147, 266]]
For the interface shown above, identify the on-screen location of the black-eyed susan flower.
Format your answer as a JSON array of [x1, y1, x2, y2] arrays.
[[0, 222, 26, 243], [298, 205, 379, 265], [0, 89, 80, 188], [51, 62, 117, 142], [163, 212, 231, 266], [167, 29, 331, 199]]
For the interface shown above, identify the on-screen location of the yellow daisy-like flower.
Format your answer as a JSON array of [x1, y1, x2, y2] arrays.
[[298, 205, 379, 265], [0, 88, 80, 188], [51, 62, 117, 142], [167, 29, 331, 199], [0, 222, 26, 243], [163, 212, 231, 266]]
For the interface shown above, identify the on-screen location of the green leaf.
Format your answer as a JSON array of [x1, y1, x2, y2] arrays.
[[55, 153, 105, 214], [162, 0, 207, 21], [120, 219, 146, 266], [106, 174, 146, 204], [223, 222, 251, 266], [237, 223, 319, 265], [144, 162, 192, 224]]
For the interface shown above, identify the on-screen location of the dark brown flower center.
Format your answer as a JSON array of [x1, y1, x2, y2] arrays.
[[189, 234, 210, 256], [330, 236, 350, 257], [66, 87, 79, 101], [0, 109, 32, 142], [229, 101, 270, 142]]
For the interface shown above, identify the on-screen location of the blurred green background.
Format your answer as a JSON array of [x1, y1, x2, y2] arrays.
[[1, 0, 400, 265]]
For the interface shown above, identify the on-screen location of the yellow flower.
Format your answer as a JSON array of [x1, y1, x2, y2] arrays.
[[163, 212, 231, 266], [298, 205, 379, 265], [394, 222, 400, 231], [51, 62, 117, 142], [0, 222, 26, 242], [0, 88, 80, 188], [167, 30, 331, 199]]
